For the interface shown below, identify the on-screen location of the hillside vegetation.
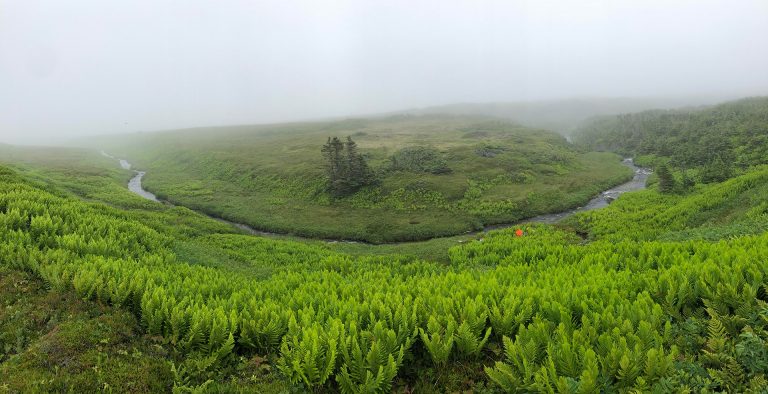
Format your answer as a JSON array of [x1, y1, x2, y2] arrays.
[[2, 157, 768, 392], [2, 97, 768, 392], [574, 97, 768, 177], [85, 115, 631, 242]]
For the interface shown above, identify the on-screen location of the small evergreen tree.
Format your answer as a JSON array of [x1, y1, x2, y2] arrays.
[[321, 137, 346, 195], [700, 156, 733, 184], [344, 136, 361, 189], [321, 137, 336, 179], [345, 136, 374, 188], [680, 171, 696, 192], [656, 164, 675, 194], [322, 136, 375, 198]]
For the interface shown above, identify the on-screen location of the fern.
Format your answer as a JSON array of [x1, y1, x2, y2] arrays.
[[213, 333, 235, 362], [180, 316, 206, 353], [485, 362, 524, 393], [702, 307, 729, 364], [454, 322, 492, 358], [278, 318, 341, 390], [419, 316, 455, 366], [206, 311, 229, 355], [643, 346, 676, 383], [577, 349, 599, 394], [616, 354, 641, 387], [708, 357, 745, 392], [335, 321, 406, 393], [239, 309, 287, 353], [485, 336, 539, 392], [169, 357, 216, 394]]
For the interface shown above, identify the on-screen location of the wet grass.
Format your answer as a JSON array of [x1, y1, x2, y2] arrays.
[[84, 115, 632, 242]]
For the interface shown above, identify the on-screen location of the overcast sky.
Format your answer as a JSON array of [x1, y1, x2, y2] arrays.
[[1, 0, 767, 144]]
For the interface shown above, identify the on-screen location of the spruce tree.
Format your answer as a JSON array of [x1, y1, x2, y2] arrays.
[[345, 136, 374, 189], [656, 164, 675, 194], [700, 156, 733, 183], [330, 137, 347, 196], [321, 137, 336, 185], [322, 137, 348, 197], [345, 136, 361, 188], [322, 136, 375, 198]]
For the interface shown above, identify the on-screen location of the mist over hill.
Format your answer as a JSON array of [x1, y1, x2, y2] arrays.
[[394, 94, 746, 133], [64, 94, 753, 146]]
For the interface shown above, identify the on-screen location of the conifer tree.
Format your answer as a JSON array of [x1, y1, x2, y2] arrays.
[[345, 136, 374, 189], [321, 137, 340, 186], [700, 155, 733, 183], [345, 136, 360, 186], [656, 164, 675, 194], [322, 136, 375, 198], [331, 137, 347, 195]]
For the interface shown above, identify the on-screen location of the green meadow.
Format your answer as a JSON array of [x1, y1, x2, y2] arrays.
[[84, 115, 631, 242]]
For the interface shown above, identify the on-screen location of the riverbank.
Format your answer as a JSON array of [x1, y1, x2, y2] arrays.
[[107, 152, 650, 244]]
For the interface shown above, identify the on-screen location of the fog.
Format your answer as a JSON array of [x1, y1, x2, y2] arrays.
[[1, 0, 767, 145]]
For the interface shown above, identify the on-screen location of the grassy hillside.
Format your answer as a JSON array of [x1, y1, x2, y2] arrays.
[[565, 166, 768, 242], [574, 97, 768, 173], [84, 115, 631, 242], [2, 158, 768, 392]]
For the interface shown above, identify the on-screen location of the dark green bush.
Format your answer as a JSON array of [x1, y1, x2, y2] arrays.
[[388, 147, 451, 174]]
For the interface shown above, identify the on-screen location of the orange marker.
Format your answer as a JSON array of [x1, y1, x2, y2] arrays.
[[515, 229, 523, 237]]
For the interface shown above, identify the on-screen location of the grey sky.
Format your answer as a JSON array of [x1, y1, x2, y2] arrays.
[[1, 0, 767, 145]]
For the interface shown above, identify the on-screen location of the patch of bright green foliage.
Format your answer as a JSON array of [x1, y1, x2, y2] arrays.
[[2, 154, 768, 392]]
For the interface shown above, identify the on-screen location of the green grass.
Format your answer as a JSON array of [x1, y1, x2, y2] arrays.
[[83, 115, 632, 242]]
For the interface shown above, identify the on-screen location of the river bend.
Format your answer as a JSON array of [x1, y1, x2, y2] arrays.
[[103, 151, 650, 243]]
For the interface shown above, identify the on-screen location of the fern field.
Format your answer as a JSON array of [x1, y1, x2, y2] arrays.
[[1, 160, 768, 393]]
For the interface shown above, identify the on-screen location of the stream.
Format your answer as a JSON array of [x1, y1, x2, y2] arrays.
[[102, 151, 650, 243], [485, 158, 651, 229], [102, 151, 159, 201]]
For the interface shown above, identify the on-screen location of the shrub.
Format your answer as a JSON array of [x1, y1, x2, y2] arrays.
[[388, 147, 451, 174]]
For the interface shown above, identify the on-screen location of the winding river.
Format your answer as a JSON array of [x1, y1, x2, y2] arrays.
[[486, 158, 651, 229], [102, 151, 160, 201], [102, 151, 650, 243]]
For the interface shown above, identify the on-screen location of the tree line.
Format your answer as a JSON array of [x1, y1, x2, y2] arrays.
[[573, 97, 768, 185]]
